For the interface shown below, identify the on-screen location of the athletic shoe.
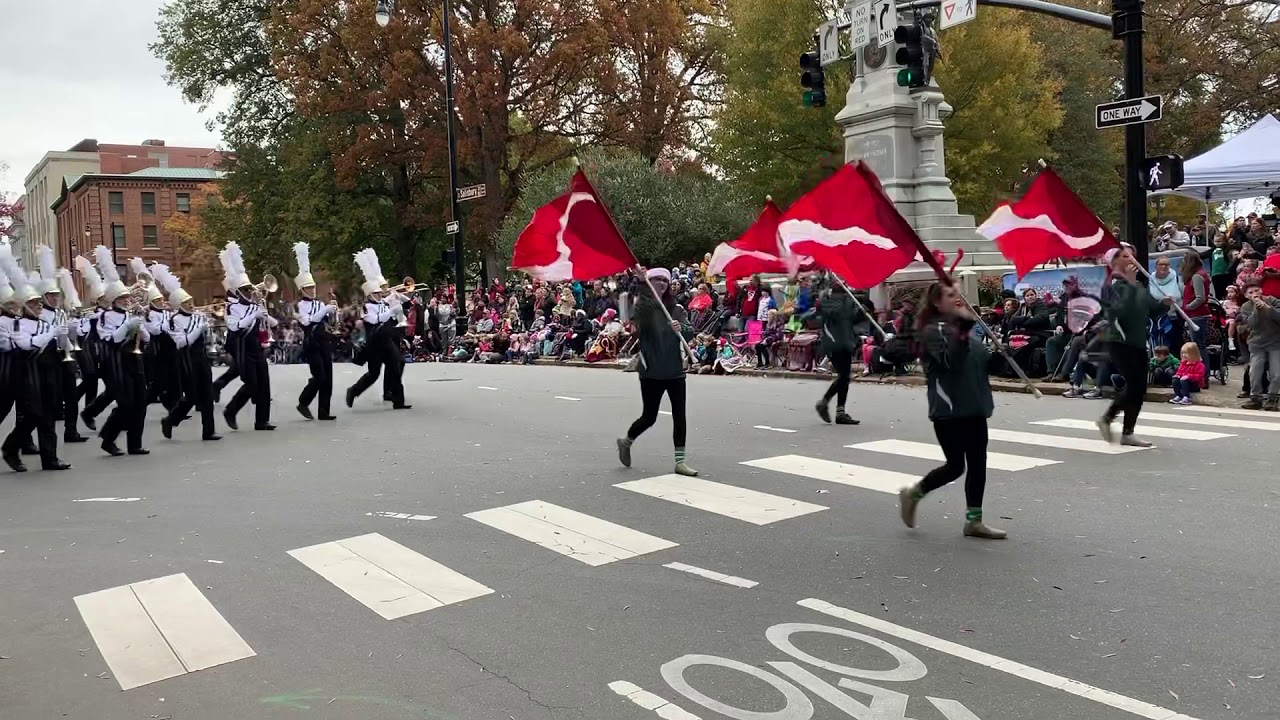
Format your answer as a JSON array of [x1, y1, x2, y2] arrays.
[[616, 438, 632, 468], [963, 520, 1008, 539], [898, 487, 919, 529], [1120, 434, 1153, 447]]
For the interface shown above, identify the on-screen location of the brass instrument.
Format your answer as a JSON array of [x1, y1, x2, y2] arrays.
[[386, 276, 430, 294], [56, 308, 77, 363], [326, 290, 340, 332], [252, 274, 279, 294], [127, 286, 149, 355]]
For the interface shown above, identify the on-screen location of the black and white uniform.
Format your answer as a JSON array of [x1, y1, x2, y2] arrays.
[[76, 307, 101, 407], [3, 314, 64, 467], [0, 311, 18, 427], [212, 291, 243, 398], [97, 307, 149, 453], [348, 299, 395, 404], [224, 300, 272, 428], [145, 305, 179, 410], [165, 310, 217, 438], [297, 296, 335, 417]]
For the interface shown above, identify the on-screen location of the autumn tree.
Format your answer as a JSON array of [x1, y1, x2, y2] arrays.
[[0, 161, 17, 241], [164, 182, 224, 296]]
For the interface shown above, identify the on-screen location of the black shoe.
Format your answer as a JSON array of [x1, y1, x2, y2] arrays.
[[317, 415, 337, 421], [835, 413, 860, 426], [815, 401, 832, 424], [80, 410, 97, 432], [160, 417, 174, 440], [127, 448, 150, 456], [42, 461, 72, 471], [3, 451, 26, 473], [392, 404, 412, 410], [20, 445, 39, 457], [296, 404, 314, 420], [345, 388, 356, 408], [64, 434, 89, 443], [383, 394, 393, 402], [101, 442, 124, 457], [202, 434, 222, 441], [223, 410, 238, 431], [213, 388, 222, 404], [254, 424, 276, 431]]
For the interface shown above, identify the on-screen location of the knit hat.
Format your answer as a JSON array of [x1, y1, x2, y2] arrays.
[[646, 267, 672, 283]]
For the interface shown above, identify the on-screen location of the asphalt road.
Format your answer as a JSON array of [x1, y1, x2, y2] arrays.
[[1, 362, 1275, 720]]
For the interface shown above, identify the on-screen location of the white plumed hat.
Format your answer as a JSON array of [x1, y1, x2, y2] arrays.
[[75, 255, 104, 302], [151, 263, 191, 306], [36, 245, 60, 295], [220, 242, 251, 290], [0, 244, 15, 305], [0, 242, 39, 304], [293, 242, 315, 289], [129, 257, 164, 303], [57, 268, 82, 310], [354, 248, 386, 296], [95, 246, 128, 303]]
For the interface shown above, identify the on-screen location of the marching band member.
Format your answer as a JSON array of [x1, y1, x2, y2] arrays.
[[153, 267, 220, 442], [55, 265, 91, 443], [1, 254, 71, 472], [96, 248, 149, 457], [211, 248, 244, 403], [0, 248, 21, 428], [133, 259, 180, 412], [29, 246, 89, 447], [221, 244, 275, 431], [345, 249, 410, 410], [73, 256, 106, 427], [381, 280, 410, 404], [293, 242, 337, 421]]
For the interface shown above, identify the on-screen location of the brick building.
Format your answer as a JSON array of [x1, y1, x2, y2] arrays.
[[51, 167, 225, 301]]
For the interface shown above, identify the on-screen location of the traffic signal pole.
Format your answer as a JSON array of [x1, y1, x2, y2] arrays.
[[1113, 0, 1149, 276]]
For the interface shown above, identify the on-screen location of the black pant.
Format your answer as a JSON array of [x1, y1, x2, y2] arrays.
[[167, 395, 216, 438], [227, 351, 271, 427], [919, 417, 988, 508], [213, 334, 242, 394], [101, 357, 146, 452], [627, 377, 687, 448], [755, 343, 771, 367], [299, 341, 333, 416], [822, 349, 853, 408], [76, 348, 98, 405], [1104, 342, 1148, 435], [351, 345, 384, 399], [4, 369, 59, 466], [84, 385, 115, 421], [61, 362, 83, 438], [168, 352, 217, 438]]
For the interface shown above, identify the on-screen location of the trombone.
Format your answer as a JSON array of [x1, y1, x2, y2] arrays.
[[386, 276, 430, 294]]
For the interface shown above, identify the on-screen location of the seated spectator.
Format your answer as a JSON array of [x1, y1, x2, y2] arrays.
[[1149, 345, 1176, 387], [756, 309, 785, 368], [1169, 341, 1206, 404]]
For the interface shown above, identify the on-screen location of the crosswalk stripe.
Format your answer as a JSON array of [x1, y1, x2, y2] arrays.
[[289, 533, 492, 620], [1032, 418, 1236, 440], [466, 500, 677, 566], [616, 475, 827, 525], [74, 573, 255, 690], [742, 455, 916, 495], [1138, 411, 1280, 431], [986, 428, 1144, 454], [1166, 405, 1280, 420], [847, 439, 1060, 472]]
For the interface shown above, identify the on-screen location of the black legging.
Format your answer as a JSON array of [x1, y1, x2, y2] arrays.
[[823, 349, 853, 407], [1104, 342, 1148, 434], [755, 343, 771, 367], [919, 417, 988, 508], [626, 377, 687, 448]]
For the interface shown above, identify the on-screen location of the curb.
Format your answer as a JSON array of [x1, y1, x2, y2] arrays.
[[527, 358, 1243, 407]]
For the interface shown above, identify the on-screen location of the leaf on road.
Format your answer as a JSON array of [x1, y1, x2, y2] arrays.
[[1109, 608, 1126, 613], [1248, 674, 1266, 679], [1228, 679, 1236, 688], [1168, 690, 1179, 700], [1094, 580, 1109, 584], [1052, 586, 1064, 591]]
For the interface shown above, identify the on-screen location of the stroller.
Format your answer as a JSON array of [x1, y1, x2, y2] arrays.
[[1203, 299, 1230, 385]]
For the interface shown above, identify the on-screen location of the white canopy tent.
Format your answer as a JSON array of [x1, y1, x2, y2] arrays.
[[1159, 114, 1280, 202]]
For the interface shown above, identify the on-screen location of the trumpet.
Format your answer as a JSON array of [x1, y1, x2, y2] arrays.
[[251, 274, 279, 294]]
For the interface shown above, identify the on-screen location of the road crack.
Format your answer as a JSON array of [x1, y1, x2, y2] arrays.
[[447, 644, 582, 717]]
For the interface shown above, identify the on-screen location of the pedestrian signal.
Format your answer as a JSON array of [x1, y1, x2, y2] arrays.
[[1141, 154, 1184, 191]]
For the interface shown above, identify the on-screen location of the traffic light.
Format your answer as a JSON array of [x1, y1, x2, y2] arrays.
[[894, 24, 926, 88], [799, 35, 826, 108], [1141, 154, 1185, 191]]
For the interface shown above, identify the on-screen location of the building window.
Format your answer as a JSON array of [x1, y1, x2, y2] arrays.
[[109, 192, 124, 214], [141, 192, 156, 214], [176, 193, 191, 213], [112, 225, 126, 249], [143, 225, 159, 248]]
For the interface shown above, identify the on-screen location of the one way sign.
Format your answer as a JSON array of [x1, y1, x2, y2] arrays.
[[1095, 95, 1163, 129]]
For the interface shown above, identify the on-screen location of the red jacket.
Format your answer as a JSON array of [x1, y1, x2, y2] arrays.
[[1174, 359, 1206, 389]]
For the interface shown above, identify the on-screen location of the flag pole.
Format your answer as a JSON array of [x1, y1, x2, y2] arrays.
[[828, 273, 890, 340]]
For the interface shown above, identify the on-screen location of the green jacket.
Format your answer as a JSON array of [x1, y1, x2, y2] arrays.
[[1103, 279, 1167, 348], [921, 318, 994, 421], [816, 291, 864, 354], [633, 296, 691, 381]]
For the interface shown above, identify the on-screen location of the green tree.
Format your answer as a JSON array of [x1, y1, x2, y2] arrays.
[[495, 150, 756, 270], [933, 8, 1063, 216]]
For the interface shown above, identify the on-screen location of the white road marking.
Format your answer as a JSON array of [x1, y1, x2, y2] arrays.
[[74, 573, 255, 690], [289, 533, 492, 620], [1135, 411, 1280, 432], [848, 439, 1060, 472], [754, 425, 798, 433], [616, 475, 826, 525], [467, 500, 676, 566], [554, 396, 581, 401], [73, 497, 143, 502], [1032, 418, 1234, 441], [477, 386, 498, 390], [609, 680, 702, 719], [742, 455, 915, 495], [987, 428, 1144, 454], [366, 511, 437, 521], [799, 598, 1203, 720], [663, 562, 758, 588], [1170, 404, 1280, 419]]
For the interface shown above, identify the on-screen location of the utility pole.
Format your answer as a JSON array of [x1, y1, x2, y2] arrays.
[[1113, 0, 1149, 277]]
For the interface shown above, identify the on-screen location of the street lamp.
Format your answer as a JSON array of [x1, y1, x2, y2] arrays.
[[375, 0, 466, 333]]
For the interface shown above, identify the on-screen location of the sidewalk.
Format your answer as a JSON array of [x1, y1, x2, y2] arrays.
[[529, 357, 1248, 408]]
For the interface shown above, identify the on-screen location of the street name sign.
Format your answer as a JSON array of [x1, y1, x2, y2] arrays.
[[819, 19, 840, 66], [940, 0, 977, 29], [850, 1, 872, 48], [1095, 95, 1163, 129], [456, 184, 487, 202], [875, 0, 896, 46], [445, 220, 460, 235]]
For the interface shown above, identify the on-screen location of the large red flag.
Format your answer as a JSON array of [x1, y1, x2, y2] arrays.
[[511, 169, 639, 281], [978, 166, 1120, 279], [709, 199, 786, 296], [778, 162, 932, 289]]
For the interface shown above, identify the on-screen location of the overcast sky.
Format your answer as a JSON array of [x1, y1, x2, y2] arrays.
[[0, 0, 225, 198]]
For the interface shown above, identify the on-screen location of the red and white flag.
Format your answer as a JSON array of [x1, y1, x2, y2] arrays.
[[708, 199, 791, 296], [778, 162, 930, 289], [978, 166, 1120, 279], [511, 169, 639, 282]]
